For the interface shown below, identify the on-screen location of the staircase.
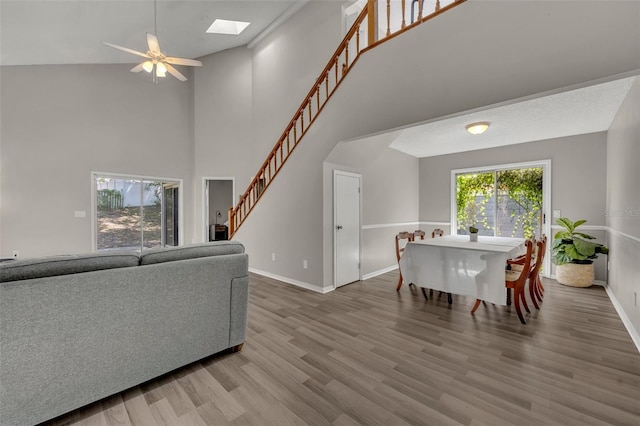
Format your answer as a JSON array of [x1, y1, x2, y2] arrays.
[[228, 0, 466, 238]]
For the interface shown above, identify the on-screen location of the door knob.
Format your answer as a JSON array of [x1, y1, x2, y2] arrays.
[[336, 225, 343, 230]]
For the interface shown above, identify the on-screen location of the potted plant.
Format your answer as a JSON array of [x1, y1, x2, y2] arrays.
[[551, 217, 609, 287], [469, 226, 478, 242]]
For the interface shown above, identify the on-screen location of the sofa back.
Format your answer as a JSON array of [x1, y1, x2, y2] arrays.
[[0, 251, 139, 283], [0, 241, 248, 426]]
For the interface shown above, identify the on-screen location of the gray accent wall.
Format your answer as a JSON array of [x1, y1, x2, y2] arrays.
[[0, 64, 194, 258], [419, 132, 609, 281], [606, 77, 640, 342]]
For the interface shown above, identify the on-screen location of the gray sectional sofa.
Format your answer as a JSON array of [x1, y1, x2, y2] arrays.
[[0, 241, 249, 426]]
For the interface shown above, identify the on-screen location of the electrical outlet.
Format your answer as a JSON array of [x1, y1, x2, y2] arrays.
[[12, 250, 19, 259], [272, 253, 276, 261], [553, 210, 561, 219], [303, 259, 308, 269]]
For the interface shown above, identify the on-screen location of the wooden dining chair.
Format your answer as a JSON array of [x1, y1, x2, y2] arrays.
[[507, 234, 547, 310], [420, 229, 452, 305], [472, 238, 535, 324], [395, 231, 414, 291], [411, 230, 430, 300]]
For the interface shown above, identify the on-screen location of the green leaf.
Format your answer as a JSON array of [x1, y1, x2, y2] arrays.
[[574, 237, 596, 257], [556, 217, 573, 232], [553, 230, 570, 240], [552, 237, 567, 249], [573, 219, 587, 228], [573, 232, 596, 240], [565, 244, 588, 260]]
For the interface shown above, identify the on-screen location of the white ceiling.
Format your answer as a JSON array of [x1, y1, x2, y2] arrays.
[[382, 76, 636, 158], [0, 0, 306, 66]]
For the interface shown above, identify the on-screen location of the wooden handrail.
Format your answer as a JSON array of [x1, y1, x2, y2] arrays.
[[229, 0, 466, 237]]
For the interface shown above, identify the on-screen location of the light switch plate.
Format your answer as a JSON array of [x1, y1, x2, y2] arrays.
[[553, 210, 561, 219]]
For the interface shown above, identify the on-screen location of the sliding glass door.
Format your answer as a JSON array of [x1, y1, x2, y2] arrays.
[[94, 174, 181, 251], [453, 161, 549, 239]]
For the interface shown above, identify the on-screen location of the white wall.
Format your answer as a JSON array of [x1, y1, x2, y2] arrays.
[[606, 77, 640, 345], [193, 47, 253, 242], [325, 134, 420, 279], [0, 64, 194, 258]]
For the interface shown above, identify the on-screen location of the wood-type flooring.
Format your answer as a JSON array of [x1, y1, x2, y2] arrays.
[[44, 272, 640, 425]]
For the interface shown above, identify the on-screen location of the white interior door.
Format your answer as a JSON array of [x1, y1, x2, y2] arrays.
[[334, 171, 361, 288]]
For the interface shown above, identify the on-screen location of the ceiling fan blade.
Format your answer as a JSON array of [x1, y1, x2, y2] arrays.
[[165, 63, 187, 82], [103, 42, 150, 59], [164, 56, 202, 67], [130, 63, 145, 73], [147, 33, 161, 54]]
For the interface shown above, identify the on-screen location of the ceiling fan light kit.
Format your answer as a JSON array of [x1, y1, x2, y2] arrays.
[[103, 0, 202, 82]]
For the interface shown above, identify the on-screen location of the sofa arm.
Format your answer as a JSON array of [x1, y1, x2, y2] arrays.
[[229, 275, 249, 348]]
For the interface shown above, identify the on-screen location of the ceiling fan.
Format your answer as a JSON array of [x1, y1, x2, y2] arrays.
[[103, 0, 202, 82]]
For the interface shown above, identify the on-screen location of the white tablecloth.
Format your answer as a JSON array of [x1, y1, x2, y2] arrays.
[[399, 235, 526, 305]]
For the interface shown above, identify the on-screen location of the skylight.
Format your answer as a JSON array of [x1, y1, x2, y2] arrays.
[[206, 19, 250, 35]]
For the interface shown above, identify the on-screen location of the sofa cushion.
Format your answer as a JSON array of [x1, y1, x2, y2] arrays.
[[0, 251, 140, 283], [139, 241, 245, 266]]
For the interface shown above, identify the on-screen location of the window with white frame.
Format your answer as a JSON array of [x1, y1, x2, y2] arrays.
[[451, 160, 551, 239]]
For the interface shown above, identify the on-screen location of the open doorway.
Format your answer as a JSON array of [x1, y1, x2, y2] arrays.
[[204, 178, 234, 242]]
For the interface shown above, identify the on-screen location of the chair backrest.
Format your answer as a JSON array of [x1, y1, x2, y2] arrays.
[[510, 239, 535, 284], [395, 232, 414, 262], [413, 230, 426, 240], [531, 234, 547, 275], [432, 228, 444, 238]]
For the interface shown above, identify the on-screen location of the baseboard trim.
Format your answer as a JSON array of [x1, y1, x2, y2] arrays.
[[603, 284, 640, 354], [362, 265, 398, 281], [248, 268, 331, 294]]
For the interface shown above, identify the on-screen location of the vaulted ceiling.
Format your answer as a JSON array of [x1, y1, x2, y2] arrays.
[[0, 0, 306, 66]]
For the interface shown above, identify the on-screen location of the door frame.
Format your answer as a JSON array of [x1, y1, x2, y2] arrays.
[[450, 159, 552, 275], [333, 170, 363, 289], [202, 177, 235, 242]]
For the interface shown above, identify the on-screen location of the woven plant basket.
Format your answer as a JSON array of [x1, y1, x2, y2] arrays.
[[556, 263, 594, 287]]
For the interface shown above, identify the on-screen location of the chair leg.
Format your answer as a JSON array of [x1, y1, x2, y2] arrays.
[[447, 293, 452, 305], [421, 287, 428, 300], [534, 276, 544, 302], [529, 278, 540, 310], [514, 288, 527, 324], [521, 286, 531, 313], [471, 298, 482, 314], [396, 271, 403, 291]]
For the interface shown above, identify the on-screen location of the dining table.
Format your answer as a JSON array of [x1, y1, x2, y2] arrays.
[[399, 235, 526, 305]]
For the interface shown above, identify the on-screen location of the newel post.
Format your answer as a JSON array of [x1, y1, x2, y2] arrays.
[[228, 207, 235, 237], [367, 0, 378, 46]]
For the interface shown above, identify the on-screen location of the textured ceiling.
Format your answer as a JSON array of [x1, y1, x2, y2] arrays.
[[383, 76, 637, 158]]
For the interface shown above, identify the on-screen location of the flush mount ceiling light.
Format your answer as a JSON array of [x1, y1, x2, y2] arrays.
[[465, 122, 490, 135], [206, 19, 251, 35]]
